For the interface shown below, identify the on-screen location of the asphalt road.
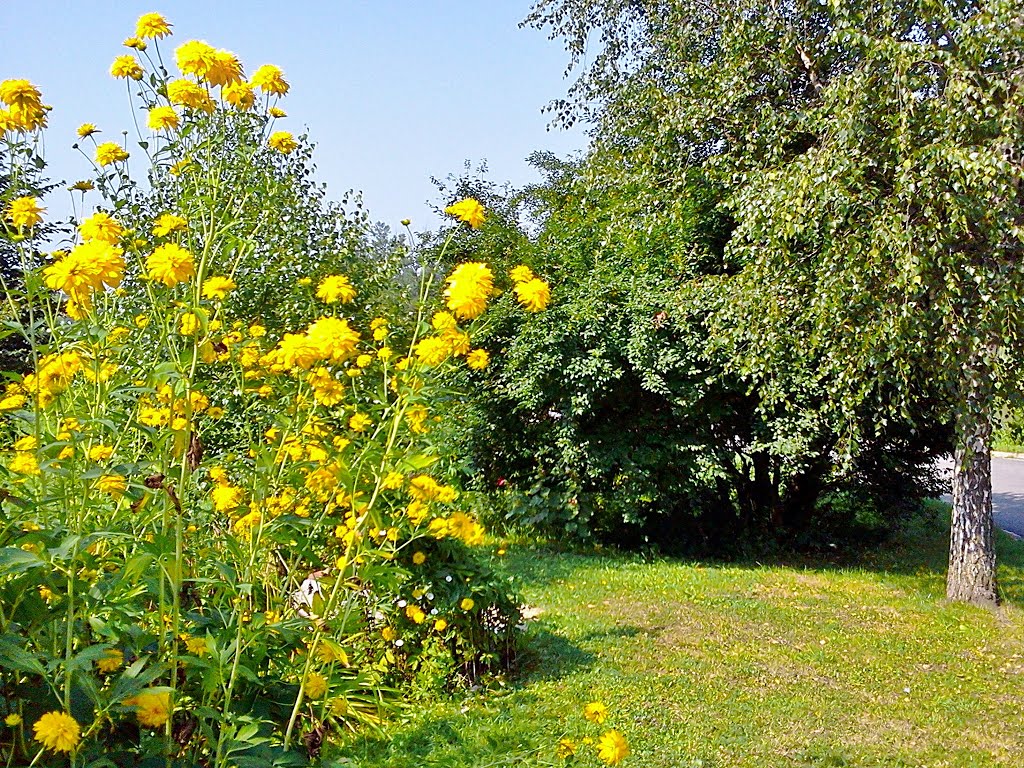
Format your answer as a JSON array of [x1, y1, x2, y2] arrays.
[[939, 456, 1024, 538]]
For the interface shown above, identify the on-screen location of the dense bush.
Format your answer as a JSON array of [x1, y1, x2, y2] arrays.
[[0, 15, 546, 766], [429, 153, 949, 553]]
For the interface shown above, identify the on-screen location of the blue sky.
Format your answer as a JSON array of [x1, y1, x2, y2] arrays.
[[0, 1, 588, 229]]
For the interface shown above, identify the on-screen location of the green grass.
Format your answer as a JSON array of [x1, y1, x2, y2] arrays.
[[326, 512, 1024, 767]]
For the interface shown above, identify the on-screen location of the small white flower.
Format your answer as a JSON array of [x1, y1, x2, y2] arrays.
[[397, 599, 407, 608]]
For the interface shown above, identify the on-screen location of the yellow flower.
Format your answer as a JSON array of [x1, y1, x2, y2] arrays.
[[248, 323, 266, 337], [167, 79, 214, 112], [207, 50, 243, 87], [412, 551, 426, 565], [88, 444, 114, 462], [110, 55, 143, 80], [445, 198, 486, 228], [515, 278, 551, 312], [223, 81, 255, 110], [136, 12, 172, 39], [9, 453, 39, 475], [434, 618, 448, 631], [444, 262, 494, 320], [76, 123, 98, 138], [0, 79, 47, 132], [44, 241, 125, 301], [316, 274, 356, 304], [405, 605, 426, 623], [184, 635, 209, 656], [201, 276, 236, 300], [70, 179, 94, 193], [79, 211, 124, 244], [95, 648, 124, 673], [269, 106, 287, 118], [152, 213, 187, 236], [381, 626, 397, 641], [349, 413, 372, 433], [556, 738, 576, 759], [5, 713, 21, 726], [7, 196, 44, 229], [96, 474, 127, 498], [584, 701, 608, 724], [304, 672, 328, 699], [466, 349, 489, 370], [414, 336, 450, 367], [510, 264, 534, 283], [123, 37, 147, 51], [597, 730, 629, 765], [95, 141, 129, 166], [268, 130, 298, 154], [125, 690, 171, 728], [251, 64, 289, 95], [179, 312, 199, 336], [176, 40, 217, 79], [32, 711, 80, 753], [147, 243, 196, 286], [207, 406, 225, 419], [211, 484, 243, 512], [460, 598, 475, 611], [147, 105, 180, 131]]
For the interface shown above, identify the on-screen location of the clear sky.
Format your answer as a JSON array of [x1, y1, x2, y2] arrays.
[[0, 1, 588, 230]]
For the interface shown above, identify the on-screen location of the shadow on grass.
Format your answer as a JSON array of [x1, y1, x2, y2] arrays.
[[514, 625, 596, 683]]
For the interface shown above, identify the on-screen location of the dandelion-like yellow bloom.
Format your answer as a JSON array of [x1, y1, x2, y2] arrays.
[[178, 312, 199, 336], [5, 713, 22, 726], [515, 277, 551, 312], [0, 79, 47, 132], [223, 81, 255, 110], [405, 605, 426, 624], [466, 349, 489, 370], [77, 123, 98, 138], [176, 40, 217, 79], [412, 551, 427, 565], [556, 738, 576, 759], [79, 211, 124, 244], [207, 50, 243, 87], [349, 413, 372, 432], [167, 79, 215, 112], [147, 105, 179, 131], [88, 444, 114, 462], [125, 691, 171, 728], [95, 648, 124, 673], [211, 484, 244, 512], [152, 213, 187, 236], [509, 265, 534, 283], [444, 262, 493, 320], [269, 106, 287, 118], [95, 141, 129, 166], [202, 276, 236, 300], [9, 452, 40, 475], [434, 618, 448, 631], [268, 131, 297, 154], [123, 37, 147, 51], [70, 180, 94, 192], [584, 701, 608, 724], [304, 672, 328, 699], [43, 241, 125, 300], [184, 635, 209, 656], [445, 198, 486, 229], [251, 64, 289, 95], [7, 196, 44, 229], [460, 598, 475, 611], [146, 243, 196, 286], [96, 474, 127, 498], [32, 711, 80, 753], [316, 274, 356, 304], [597, 730, 629, 765], [136, 12, 172, 39], [110, 55, 143, 80]]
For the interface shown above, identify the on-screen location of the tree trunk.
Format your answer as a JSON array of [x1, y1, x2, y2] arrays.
[[947, 365, 999, 606]]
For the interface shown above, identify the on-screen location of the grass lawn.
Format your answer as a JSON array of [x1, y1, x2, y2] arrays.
[[327, 511, 1024, 767]]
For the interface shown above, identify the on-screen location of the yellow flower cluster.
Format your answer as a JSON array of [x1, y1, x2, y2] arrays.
[[32, 711, 80, 753], [445, 197, 486, 229], [510, 264, 552, 312], [0, 78, 48, 133], [444, 262, 494, 320], [5, 196, 44, 230]]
